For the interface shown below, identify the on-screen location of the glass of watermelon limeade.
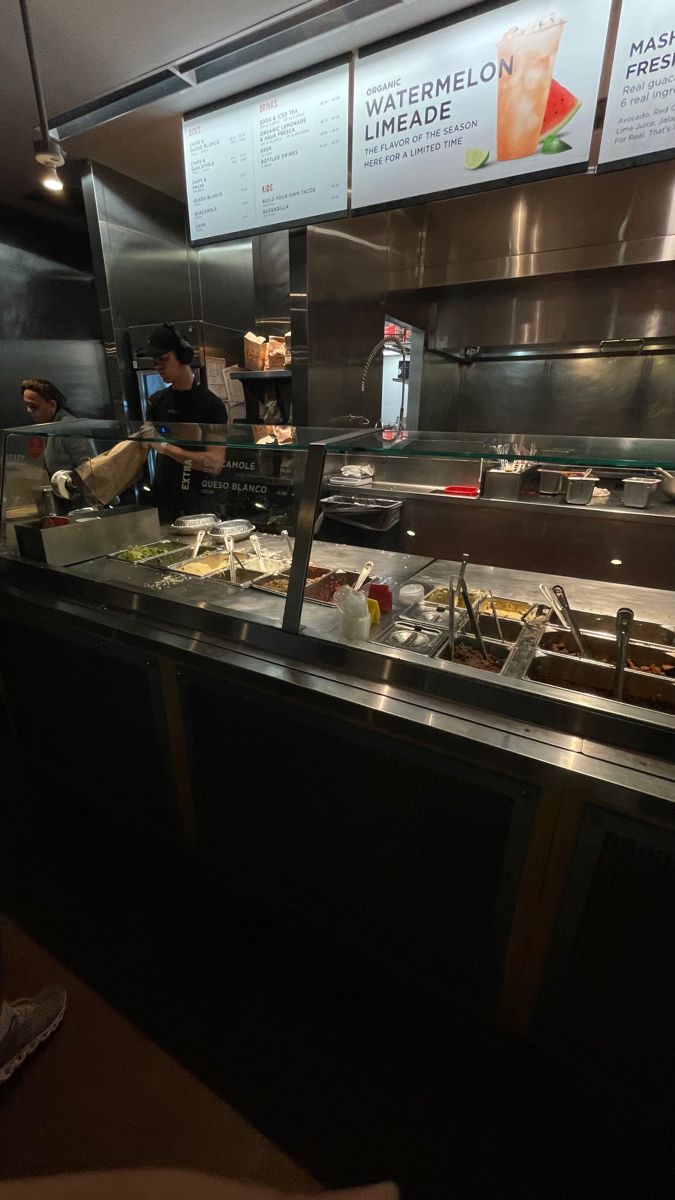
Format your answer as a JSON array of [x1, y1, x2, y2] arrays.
[[497, 17, 565, 160]]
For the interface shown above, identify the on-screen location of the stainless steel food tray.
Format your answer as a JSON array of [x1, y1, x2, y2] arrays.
[[378, 621, 447, 657], [549, 609, 675, 647], [252, 563, 333, 597], [206, 567, 262, 588], [400, 601, 464, 630], [304, 569, 373, 607], [435, 635, 513, 674], [526, 650, 675, 714], [539, 628, 675, 672], [108, 539, 187, 565]]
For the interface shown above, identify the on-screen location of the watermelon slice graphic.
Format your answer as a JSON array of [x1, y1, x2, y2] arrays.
[[539, 80, 581, 141]]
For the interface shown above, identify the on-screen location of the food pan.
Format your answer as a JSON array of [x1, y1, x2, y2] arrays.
[[540, 629, 675, 674], [527, 650, 675, 714], [208, 567, 261, 588], [169, 551, 239, 578], [474, 614, 524, 644], [400, 601, 465, 630], [108, 539, 187, 564], [252, 563, 332, 597], [377, 622, 446, 657], [435, 635, 511, 674], [425, 586, 481, 608], [549, 610, 675, 647], [304, 569, 372, 606]]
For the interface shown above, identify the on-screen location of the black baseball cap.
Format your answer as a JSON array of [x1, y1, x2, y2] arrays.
[[145, 325, 181, 359]]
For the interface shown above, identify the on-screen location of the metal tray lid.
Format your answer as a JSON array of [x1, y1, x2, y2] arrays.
[[210, 519, 256, 541], [171, 513, 219, 531]]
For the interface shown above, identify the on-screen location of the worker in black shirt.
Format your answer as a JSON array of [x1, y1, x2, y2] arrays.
[[143, 324, 227, 520]]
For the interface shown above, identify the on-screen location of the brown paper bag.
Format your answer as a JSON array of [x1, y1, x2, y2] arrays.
[[266, 337, 286, 369], [74, 437, 149, 506], [244, 331, 267, 371]]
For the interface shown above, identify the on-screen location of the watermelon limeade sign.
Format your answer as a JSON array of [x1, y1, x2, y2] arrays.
[[351, 0, 613, 210], [599, 0, 675, 168]]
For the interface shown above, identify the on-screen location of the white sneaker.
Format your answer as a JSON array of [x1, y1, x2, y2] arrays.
[[0, 987, 67, 1083]]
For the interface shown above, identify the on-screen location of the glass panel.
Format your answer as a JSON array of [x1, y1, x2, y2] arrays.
[[3, 420, 342, 452], [293, 432, 675, 728], [8, 422, 675, 469], [0, 424, 313, 633], [321, 430, 675, 470]]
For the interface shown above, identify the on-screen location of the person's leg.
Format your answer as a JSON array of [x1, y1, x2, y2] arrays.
[[0, 916, 67, 1084]]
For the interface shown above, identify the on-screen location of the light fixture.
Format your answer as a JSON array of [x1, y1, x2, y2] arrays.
[[40, 165, 63, 192], [406, 529, 416, 537], [611, 558, 623, 566], [19, 0, 66, 192]]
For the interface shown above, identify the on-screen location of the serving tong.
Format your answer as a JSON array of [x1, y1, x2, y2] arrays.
[[538, 583, 587, 657], [453, 553, 490, 662], [614, 607, 634, 702]]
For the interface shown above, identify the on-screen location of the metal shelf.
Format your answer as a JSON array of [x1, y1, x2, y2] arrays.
[[230, 370, 291, 381]]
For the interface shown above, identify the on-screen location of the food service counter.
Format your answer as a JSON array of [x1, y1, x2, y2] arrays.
[[2, 421, 675, 1108]]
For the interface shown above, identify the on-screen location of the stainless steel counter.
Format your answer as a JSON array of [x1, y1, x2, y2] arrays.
[[33, 533, 431, 634], [2, 525, 675, 775]]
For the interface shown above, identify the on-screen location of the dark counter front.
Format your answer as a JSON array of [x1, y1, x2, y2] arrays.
[[1, 555, 675, 1116]]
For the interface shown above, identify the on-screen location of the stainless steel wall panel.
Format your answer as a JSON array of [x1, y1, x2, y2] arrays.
[[85, 163, 195, 419], [385, 206, 426, 292], [457, 360, 549, 433], [289, 228, 309, 425], [0, 204, 110, 428], [197, 238, 255, 333], [0, 338, 110, 427], [252, 230, 290, 336], [417, 354, 463, 431], [638, 358, 675, 436], [545, 357, 646, 436], [429, 264, 675, 350], [420, 160, 675, 288], [307, 159, 675, 433], [306, 218, 389, 425]]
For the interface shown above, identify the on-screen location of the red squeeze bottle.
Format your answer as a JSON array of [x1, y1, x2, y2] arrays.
[[368, 582, 392, 614]]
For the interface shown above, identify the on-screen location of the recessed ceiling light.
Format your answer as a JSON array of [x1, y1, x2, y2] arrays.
[[611, 558, 622, 566], [406, 529, 415, 536]]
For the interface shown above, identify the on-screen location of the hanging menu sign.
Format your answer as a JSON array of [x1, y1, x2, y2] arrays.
[[352, 0, 613, 211], [183, 62, 349, 243], [599, 0, 675, 168]]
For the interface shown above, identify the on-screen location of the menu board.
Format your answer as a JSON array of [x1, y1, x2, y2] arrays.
[[599, 0, 675, 168], [352, 0, 613, 211], [184, 63, 349, 242]]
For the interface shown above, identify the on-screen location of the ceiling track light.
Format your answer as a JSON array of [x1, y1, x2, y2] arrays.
[[19, 0, 66, 190], [40, 165, 64, 192]]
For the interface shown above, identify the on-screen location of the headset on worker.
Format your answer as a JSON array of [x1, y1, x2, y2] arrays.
[[163, 322, 194, 365]]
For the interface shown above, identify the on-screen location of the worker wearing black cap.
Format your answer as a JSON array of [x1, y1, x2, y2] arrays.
[[144, 324, 227, 519]]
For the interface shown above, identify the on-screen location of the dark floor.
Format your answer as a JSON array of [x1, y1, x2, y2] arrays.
[[0, 921, 316, 1191], [0, 730, 672, 1199]]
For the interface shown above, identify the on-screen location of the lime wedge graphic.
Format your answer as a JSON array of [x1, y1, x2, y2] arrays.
[[541, 134, 572, 154], [464, 148, 490, 170]]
